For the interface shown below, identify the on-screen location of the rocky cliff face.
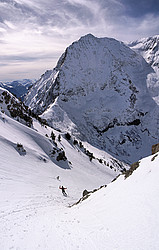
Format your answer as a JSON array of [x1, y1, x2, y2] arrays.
[[0, 87, 33, 127], [152, 143, 159, 155], [25, 34, 159, 164]]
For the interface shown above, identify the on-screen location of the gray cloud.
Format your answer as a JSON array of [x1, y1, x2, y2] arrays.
[[119, 0, 159, 17], [0, 39, 6, 43], [0, 0, 159, 81], [0, 0, 119, 32], [0, 51, 61, 63], [1, 0, 158, 36], [0, 55, 38, 62]]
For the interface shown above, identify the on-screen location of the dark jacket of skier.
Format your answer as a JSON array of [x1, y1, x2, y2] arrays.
[[59, 185, 67, 194]]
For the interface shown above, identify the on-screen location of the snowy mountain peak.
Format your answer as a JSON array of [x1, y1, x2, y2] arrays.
[[25, 34, 159, 164], [128, 35, 159, 105], [128, 35, 159, 66], [77, 33, 121, 46]]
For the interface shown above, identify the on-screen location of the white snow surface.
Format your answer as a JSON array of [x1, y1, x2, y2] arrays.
[[0, 110, 159, 250], [70, 152, 159, 250]]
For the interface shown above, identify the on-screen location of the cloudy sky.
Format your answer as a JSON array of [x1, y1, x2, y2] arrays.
[[0, 0, 159, 81]]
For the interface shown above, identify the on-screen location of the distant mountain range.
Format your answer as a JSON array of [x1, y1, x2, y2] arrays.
[[24, 34, 159, 164], [0, 79, 34, 101]]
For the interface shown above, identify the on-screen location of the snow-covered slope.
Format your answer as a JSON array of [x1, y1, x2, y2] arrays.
[[0, 79, 33, 101], [128, 35, 159, 105], [25, 34, 159, 164], [65, 149, 159, 250], [0, 108, 128, 249], [0, 108, 158, 249]]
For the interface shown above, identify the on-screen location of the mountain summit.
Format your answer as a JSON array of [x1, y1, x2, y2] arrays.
[[25, 34, 159, 164]]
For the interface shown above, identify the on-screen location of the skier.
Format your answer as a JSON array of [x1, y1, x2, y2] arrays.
[[59, 185, 67, 196]]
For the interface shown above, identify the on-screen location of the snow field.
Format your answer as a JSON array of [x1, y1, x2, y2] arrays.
[[0, 111, 119, 249]]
